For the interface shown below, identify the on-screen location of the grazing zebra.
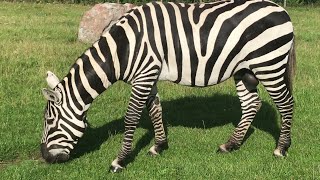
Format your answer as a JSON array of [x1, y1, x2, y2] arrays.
[[41, 0, 295, 172]]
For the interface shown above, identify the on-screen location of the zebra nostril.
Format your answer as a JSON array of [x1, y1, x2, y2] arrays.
[[50, 144, 59, 149]]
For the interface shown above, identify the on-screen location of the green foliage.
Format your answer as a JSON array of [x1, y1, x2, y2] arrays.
[[0, 2, 320, 179], [274, 0, 320, 5], [2, 0, 320, 5], [289, 0, 319, 4]]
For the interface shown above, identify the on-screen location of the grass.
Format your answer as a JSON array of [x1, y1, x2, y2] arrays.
[[0, 1, 320, 179]]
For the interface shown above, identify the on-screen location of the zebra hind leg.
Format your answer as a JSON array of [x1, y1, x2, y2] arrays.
[[146, 85, 168, 156], [261, 79, 294, 157], [218, 71, 261, 153]]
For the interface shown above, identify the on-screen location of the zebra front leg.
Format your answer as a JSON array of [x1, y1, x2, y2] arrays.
[[146, 85, 168, 155], [218, 74, 261, 153], [110, 85, 151, 173]]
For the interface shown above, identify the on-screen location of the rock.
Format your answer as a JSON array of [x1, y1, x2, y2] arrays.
[[78, 3, 135, 43]]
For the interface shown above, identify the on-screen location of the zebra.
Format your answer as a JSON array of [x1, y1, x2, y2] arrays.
[[41, 0, 295, 172]]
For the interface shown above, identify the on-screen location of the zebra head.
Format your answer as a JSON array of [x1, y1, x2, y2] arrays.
[[41, 71, 87, 163]]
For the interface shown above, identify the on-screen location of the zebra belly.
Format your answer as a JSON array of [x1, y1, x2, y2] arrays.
[[158, 59, 242, 87]]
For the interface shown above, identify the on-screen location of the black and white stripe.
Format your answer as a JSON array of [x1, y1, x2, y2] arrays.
[[41, 0, 295, 171]]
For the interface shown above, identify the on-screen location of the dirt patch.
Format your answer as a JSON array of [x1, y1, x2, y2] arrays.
[[0, 151, 45, 171]]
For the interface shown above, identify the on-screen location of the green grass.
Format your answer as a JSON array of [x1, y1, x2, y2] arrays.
[[0, 2, 319, 179]]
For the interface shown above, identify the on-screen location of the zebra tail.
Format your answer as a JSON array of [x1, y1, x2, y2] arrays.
[[286, 35, 296, 93]]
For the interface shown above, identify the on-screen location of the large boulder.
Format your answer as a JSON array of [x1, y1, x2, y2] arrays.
[[78, 3, 135, 43]]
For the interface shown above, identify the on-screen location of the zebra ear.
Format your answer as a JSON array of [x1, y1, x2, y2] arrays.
[[46, 71, 60, 89], [42, 88, 61, 103]]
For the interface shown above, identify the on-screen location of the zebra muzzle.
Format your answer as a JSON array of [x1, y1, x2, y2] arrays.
[[41, 143, 70, 163]]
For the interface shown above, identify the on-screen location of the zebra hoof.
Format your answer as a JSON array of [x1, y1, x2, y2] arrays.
[[110, 165, 124, 173], [148, 142, 169, 156], [148, 151, 158, 156], [110, 158, 124, 173], [273, 148, 288, 158], [217, 144, 230, 153], [148, 145, 159, 156], [217, 142, 240, 153]]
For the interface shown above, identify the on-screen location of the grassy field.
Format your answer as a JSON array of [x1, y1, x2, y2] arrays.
[[0, 2, 319, 179]]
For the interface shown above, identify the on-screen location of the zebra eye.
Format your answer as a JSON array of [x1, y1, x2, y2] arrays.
[[46, 117, 54, 124], [45, 113, 54, 124]]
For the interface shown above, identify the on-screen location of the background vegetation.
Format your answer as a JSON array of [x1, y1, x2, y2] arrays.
[[0, 1, 319, 179]]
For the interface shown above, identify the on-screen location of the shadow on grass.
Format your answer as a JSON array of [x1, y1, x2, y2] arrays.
[[72, 94, 280, 164]]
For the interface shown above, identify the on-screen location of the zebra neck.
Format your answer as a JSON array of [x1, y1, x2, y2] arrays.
[[61, 52, 117, 112], [60, 24, 130, 112]]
